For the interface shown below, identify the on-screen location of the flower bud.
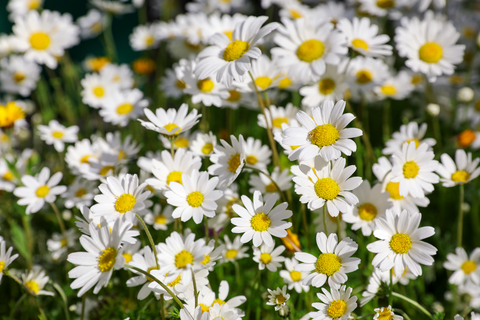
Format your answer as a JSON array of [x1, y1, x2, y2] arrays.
[[457, 87, 474, 103], [427, 103, 440, 116]]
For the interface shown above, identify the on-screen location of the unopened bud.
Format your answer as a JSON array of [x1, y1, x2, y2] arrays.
[[457, 87, 474, 103], [278, 304, 290, 318], [427, 103, 440, 116]]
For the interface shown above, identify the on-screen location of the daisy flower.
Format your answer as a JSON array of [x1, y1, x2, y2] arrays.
[[280, 257, 310, 293], [283, 100, 362, 162], [299, 65, 347, 108], [77, 9, 105, 39], [374, 71, 415, 101], [194, 16, 278, 87], [190, 131, 217, 157], [126, 246, 161, 300], [342, 180, 391, 236], [240, 55, 284, 92], [68, 218, 131, 297], [444, 247, 480, 286], [310, 285, 357, 320], [161, 61, 189, 99], [100, 63, 134, 89], [0, 54, 41, 97], [436, 149, 480, 187], [390, 141, 439, 198], [90, 0, 134, 15], [81, 73, 120, 108], [37, 120, 79, 152], [120, 241, 141, 264], [91, 174, 151, 223], [293, 157, 362, 216], [374, 306, 403, 320], [346, 56, 389, 97], [7, 0, 43, 21], [367, 208, 437, 278], [139, 103, 201, 136], [165, 169, 223, 224], [337, 17, 392, 57], [0, 101, 27, 130], [21, 265, 54, 296], [221, 235, 249, 263], [294, 232, 360, 289], [272, 17, 347, 83], [395, 16, 465, 82], [46, 228, 76, 261], [0, 239, 19, 283], [129, 24, 158, 51], [99, 88, 149, 127], [257, 103, 299, 134], [248, 167, 292, 196], [231, 190, 292, 247], [243, 137, 272, 171], [13, 167, 67, 214], [253, 244, 286, 272], [267, 285, 290, 311], [209, 135, 246, 188], [144, 204, 174, 231]]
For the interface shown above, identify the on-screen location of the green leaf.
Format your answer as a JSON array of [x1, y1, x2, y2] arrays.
[[433, 312, 445, 320], [10, 220, 31, 262]]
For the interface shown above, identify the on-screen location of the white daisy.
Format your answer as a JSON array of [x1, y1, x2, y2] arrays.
[[37, 120, 79, 152], [62, 178, 97, 209], [231, 190, 292, 247], [299, 65, 347, 108], [367, 208, 437, 278], [139, 103, 201, 136], [126, 246, 161, 300], [99, 88, 149, 127], [7, 0, 43, 21], [248, 166, 292, 196], [257, 103, 299, 134], [90, 0, 134, 15], [0, 239, 19, 283], [129, 24, 159, 51], [221, 235, 249, 263], [310, 285, 357, 320], [346, 56, 389, 97], [239, 54, 284, 92], [0, 55, 41, 97], [294, 232, 360, 289], [243, 137, 272, 171], [13, 167, 67, 214], [444, 247, 480, 286], [436, 149, 480, 187], [266, 285, 290, 311], [77, 9, 105, 39], [21, 265, 54, 296], [81, 72, 120, 109], [99, 63, 133, 90], [279, 257, 310, 293], [144, 203, 174, 231], [46, 228, 76, 261], [161, 61, 189, 99], [283, 100, 362, 162], [209, 135, 246, 188], [253, 244, 286, 272], [374, 306, 403, 320], [190, 131, 217, 157], [374, 71, 415, 100]]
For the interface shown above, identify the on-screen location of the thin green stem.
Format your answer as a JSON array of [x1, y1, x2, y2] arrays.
[[192, 270, 198, 308], [383, 99, 391, 143], [204, 218, 210, 243], [21, 215, 33, 269], [392, 292, 433, 319], [300, 203, 311, 251], [35, 297, 48, 320], [393, 309, 412, 320], [457, 184, 465, 247], [323, 205, 328, 235], [245, 165, 288, 205], [336, 216, 342, 241], [345, 101, 376, 163], [160, 295, 165, 320], [169, 136, 175, 158], [102, 14, 118, 62], [9, 293, 26, 319], [50, 202, 67, 243], [80, 294, 86, 320], [135, 213, 159, 270], [389, 270, 393, 306]]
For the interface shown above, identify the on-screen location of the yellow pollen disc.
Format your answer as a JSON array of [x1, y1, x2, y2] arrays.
[[297, 39, 325, 63], [411, 74, 422, 85], [3, 171, 14, 181], [246, 155, 258, 165], [390, 233, 412, 254], [260, 252, 272, 264], [174, 137, 189, 148], [376, 0, 395, 9], [403, 161, 420, 179], [385, 182, 403, 200], [197, 79, 215, 93], [352, 38, 369, 51], [358, 203, 378, 221], [99, 165, 114, 176], [318, 78, 336, 95], [223, 40, 250, 62], [98, 247, 117, 272], [225, 249, 238, 260], [187, 191, 204, 208], [36, 185, 50, 198], [356, 70, 373, 84], [279, 77, 292, 89], [75, 188, 87, 198], [168, 274, 182, 287], [290, 270, 302, 282], [273, 117, 288, 128], [176, 80, 187, 89], [451, 170, 470, 183], [146, 266, 159, 282], [28, 0, 41, 9], [13, 72, 26, 83], [117, 150, 126, 160], [223, 31, 233, 41], [228, 153, 242, 173], [227, 90, 241, 102], [88, 57, 110, 72], [265, 182, 277, 193], [255, 76, 273, 90], [251, 212, 271, 232], [327, 300, 347, 318], [52, 131, 64, 139], [461, 260, 477, 274], [80, 154, 93, 164], [419, 42, 443, 63], [93, 86, 105, 98], [315, 253, 342, 276], [213, 298, 226, 306], [0, 102, 26, 128], [201, 254, 211, 265], [290, 9, 303, 19], [114, 194, 136, 213], [155, 214, 167, 225], [122, 253, 133, 263], [0, 261, 5, 273], [309, 124, 339, 148], [167, 171, 183, 185], [276, 295, 286, 305], [406, 138, 420, 148], [117, 103, 134, 115], [314, 177, 340, 201], [25, 280, 40, 294], [30, 32, 50, 50], [377, 308, 393, 320], [145, 35, 155, 46], [200, 304, 210, 313], [381, 85, 396, 96], [164, 123, 180, 133], [175, 250, 194, 269], [202, 143, 214, 155]]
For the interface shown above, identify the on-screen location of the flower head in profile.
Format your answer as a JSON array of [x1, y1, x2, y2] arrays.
[[139, 103, 201, 136], [436, 149, 480, 187], [0, 239, 19, 283], [209, 135, 246, 188], [21, 265, 54, 296]]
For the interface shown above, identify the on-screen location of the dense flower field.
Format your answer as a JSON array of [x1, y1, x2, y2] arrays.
[[1, 0, 480, 319]]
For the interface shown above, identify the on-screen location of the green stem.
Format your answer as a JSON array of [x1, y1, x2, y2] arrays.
[[135, 213, 160, 270], [169, 136, 175, 158], [50, 203, 67, 244], [192, 270, 198, 308], [245, 165, 288, 205], [345, 101, 376, 164], [389, 270, 393, 306], [336, 216, 342, 241], [392, 292, 433, 319], [457, 184, 465, 247], [383, 99, 391, 143], [204, 218, 210, 243], [323, 205, 328, 235], [393, 309, 412, 320], [160, 295, 165, 320], [21, 215, 33, 269], [80, 294, 86, 320], [9, 293, 26, 319], [35, 297, 48, 320], [102, 14, 118, 62], [300, 203, 311, 251]]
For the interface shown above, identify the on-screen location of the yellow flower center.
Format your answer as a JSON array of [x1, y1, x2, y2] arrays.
[[327, 300, 347, 318], [145, 35, 155, 46], [201, 254, 211, 265], [309, 124, 339, 148], [122, 253, 133, 263], [356, 70, 373, 84], [2, 171, 14, 181], [114, 194, 136, 213], [390, 233, 412, 254], [411, 74, 422, 85], [75, 188, 87, 198], [52, 131, 64, 139], [381, 85, 396, 96], [403, 160, 419, 179], [117, 103, 134, 115], [197, 79, 215, 93], [279, 77, 292, 89], [406, 138, 420, 148], [314, 178, 340, 201], [25, 280, 40, 294], [246, 155, 258, 165], [376, 0, 395, 9], [319, 78, 336, 95], [451, 170, 470, 183], [385, 182, 403, 200], [164, 123, 180, 133], [202, 143, 214, 155], [223, 40, 250, 62], [228, 153, 242, 173], [377, 308, 393, 320], [297, 39, 325, 63], [28, 0, 41, 9], [99, 165, 114, 176], [187, 191, 204, 208], [30, 32, 50, 50], [80, 154, 93, 164], [200, 304, 210, 313], [358, 203, 378, 221], [251, 212, 271, 232], [226, 249, 238, 260], [167, 171, 183, 185], [13, 72, 26, 83], [289, 9, 303, 19], [0, 261, 5, 273], [255, 76, 273, 90], [260, 252, 272, 264], [461, 260, 477, 274], [175, 250, 194, 269], [290, 270, 302, 282], [0, 102, 26, 128], [272, 117, 288, 128], [315, 253, 342, 276], [93, 86, 105, 98], [36, 185, 50, 198], [213, 298, 226, 306], [98, 247, 117, 272], [174, 138, 189, 148], [155, 214, 167, 225], [276, 295, 286, 305], [227, 90, 241, 102], [419, 42, 443, 63], [265, 182, 277, 193], [87, 57, 110, 72], [176, 80, 187, 89], [352, 38, 369, 51], [146, 266, 159, 282], [168, 274, 182, 287], [223, 31, 233, 41]]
